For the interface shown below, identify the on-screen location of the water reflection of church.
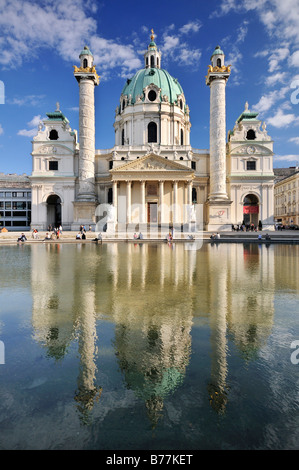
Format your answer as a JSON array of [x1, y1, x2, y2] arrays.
[[30, 242, 275, 424]]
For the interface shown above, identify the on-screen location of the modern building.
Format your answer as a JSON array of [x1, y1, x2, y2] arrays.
[[0, 173, 31, 231], [29, 32, 275, 232], [274, 166, 299, 226]]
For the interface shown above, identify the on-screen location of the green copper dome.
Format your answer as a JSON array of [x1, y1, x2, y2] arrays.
[[211, 45, 224, 57], [121, 67, 184, 105], [79, 45, 93, 57]]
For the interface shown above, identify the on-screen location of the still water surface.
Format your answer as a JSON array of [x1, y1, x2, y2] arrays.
[[0, 241, 298, 450]]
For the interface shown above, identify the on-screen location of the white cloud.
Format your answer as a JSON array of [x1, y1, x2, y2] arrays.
[[0, 124, 3, 135], [215, 0, 299, 44], [289, 51, 299, 68], [179, 20, 202, 35], [0, 0, 142, 77], [289, 137, 299, 145], [18, 114, 42, 137], [267, 109, 299, 128], [8, 95, 46, 106], [268, 47, 290, 72], [274, 154, 299, 162], [252, 87, 288, 113], [266, 72, 287, 87], [161, 25, 202, 69]]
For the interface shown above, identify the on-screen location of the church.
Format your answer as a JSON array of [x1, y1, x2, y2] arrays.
[[30, 31, 275, 233]]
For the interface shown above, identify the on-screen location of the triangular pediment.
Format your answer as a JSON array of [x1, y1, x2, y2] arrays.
[[111, 153, 193, 173]]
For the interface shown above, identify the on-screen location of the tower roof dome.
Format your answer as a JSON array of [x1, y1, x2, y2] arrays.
[[211, 45, 224, 58], [79, 45, 93, 57]]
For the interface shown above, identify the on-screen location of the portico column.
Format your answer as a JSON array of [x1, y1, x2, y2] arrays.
[[113, 180, 118, 221], [126, 181, 131, 224], [173, 181, 178, 224], [159, 180, 164, 224], [140, 181, 146, 223]]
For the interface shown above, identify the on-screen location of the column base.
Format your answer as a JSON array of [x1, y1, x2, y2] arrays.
[[71, 201, 98, 231], [205, 200, 233, 231]]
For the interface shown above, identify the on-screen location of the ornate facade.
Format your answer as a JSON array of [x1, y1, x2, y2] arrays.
[[30, 33, 275, 232]]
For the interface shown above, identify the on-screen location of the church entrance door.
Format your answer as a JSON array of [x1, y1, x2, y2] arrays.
[[147, 202, 157, 223], [47, 194, 61, 229], [243, 194, 259, 228]]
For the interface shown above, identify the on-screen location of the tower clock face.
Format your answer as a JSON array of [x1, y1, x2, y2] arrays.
[[247, 146, 255, 154]]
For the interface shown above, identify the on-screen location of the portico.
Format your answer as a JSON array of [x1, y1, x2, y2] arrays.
[[110, 153, 194, 226]]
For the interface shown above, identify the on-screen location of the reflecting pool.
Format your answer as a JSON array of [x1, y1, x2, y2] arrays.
[[0, 241, 298, 450]]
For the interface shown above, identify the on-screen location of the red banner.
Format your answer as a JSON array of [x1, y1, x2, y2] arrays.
[[243, 205, 259, 214]]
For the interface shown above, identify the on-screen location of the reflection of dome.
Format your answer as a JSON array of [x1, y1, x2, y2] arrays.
[[121, 68, 184, 105], [124, 366, 184, 401]]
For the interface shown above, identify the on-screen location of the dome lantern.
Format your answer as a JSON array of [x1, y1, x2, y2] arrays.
[[144, 29, 162, 69]]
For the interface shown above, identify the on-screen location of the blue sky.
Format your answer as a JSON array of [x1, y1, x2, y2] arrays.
[[0, 0, 299, 174]]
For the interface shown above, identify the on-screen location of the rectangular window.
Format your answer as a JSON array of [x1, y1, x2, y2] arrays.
[[12, 201, 26, 210], [246, 161, 256, 170], [5, 202, 11, 209], [0, 202, 3, 209], [12, 221, 27, 227], [13, 211, 27, 217], [109, 160, 113, 169], [191, 161, 196, 170], [5, 192, 12, 198], [0, 192, 4, 197], [49, 161, 58, 171]]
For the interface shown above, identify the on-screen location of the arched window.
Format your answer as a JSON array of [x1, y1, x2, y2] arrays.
[[121, 129, 125, 145], [157, 57, 159, 68], [49, 129, 58, 140], [180, 99, 183, 110], [150, 55, 155, 68], [246, 129, 256, 140], [180, 129, 184, 145], [146, 57, 149, 68], [148, 122, 157, 143], [217, 58, 221, 67], [83, 58, 88, 68]]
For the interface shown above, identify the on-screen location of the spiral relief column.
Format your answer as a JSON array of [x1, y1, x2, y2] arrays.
[[205, 46, 232, 230], [72, 46, 100, 228], [78, 77, 97, 200]]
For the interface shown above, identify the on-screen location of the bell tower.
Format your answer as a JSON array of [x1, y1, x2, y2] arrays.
[[72, 46, 100, 229]]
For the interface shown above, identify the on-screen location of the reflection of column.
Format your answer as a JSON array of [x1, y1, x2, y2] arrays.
[[140, 181, 145, 224], [208, 244, 229, 414], [173, 181, 178, 224], [113, 180, 118, 222], [126, 181, 131, 224], [74, 289, 102, 423], [159, 180, 164, 224], [127, 243, 132, 288]]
